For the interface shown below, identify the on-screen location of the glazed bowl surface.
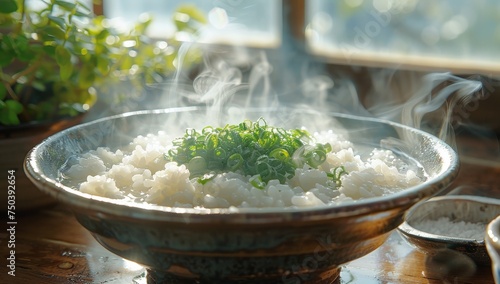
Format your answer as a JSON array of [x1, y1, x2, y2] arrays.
[[24, 107, 459, 283]]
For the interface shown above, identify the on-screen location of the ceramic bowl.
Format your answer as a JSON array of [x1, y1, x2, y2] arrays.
[[486, 215, 500, 284], [1, 116, 84, 211], [24, 107, 459, 283], [398, 195, 500, 267]]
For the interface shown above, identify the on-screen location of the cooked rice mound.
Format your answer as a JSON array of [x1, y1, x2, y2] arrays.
[[64, 130, 423, 209]]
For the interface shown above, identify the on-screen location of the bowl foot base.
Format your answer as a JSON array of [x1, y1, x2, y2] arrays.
[[146, 267, 341, 284]]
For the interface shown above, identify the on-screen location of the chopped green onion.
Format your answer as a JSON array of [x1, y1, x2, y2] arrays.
[[227, 153, 243, 171], [198, 173, 216, 184], [249, 175, 265, 189], [187, 156, 207, 176], [165, 118, 340, 188], [269, 148, 290, 161], [328, 166, 348, 187]]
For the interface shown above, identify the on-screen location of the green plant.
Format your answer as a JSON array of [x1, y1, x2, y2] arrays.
[[0, 0, 205, 126]]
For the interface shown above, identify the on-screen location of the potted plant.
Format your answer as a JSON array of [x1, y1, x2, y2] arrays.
[[0, 0, 205, 210]]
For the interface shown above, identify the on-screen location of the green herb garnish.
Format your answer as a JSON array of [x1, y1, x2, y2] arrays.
[[166, 118, 339, 187], [328, 166, 348, 187]]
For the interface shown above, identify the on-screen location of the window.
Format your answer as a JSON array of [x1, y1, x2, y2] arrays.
[[102, 0, 281, 48], [305, 0, 500, 74]]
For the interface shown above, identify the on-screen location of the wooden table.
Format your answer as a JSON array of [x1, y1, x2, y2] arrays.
[[1, 136, 499, 284]]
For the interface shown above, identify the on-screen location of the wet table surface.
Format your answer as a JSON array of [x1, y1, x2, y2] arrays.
[[1, 135, 499, 284]]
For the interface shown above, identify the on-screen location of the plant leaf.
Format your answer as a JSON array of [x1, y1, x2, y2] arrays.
[[55, 0, 77, 11], [48, 15, 67, 29], [0, 99, 23, 125], [0, 83, 6, 100], [96, 55, 109, 74], [73, 9, 91, 18], [78, 65, 95, 88], [11, 35, 34, 61], [55, 45, 71, 66], [5, 99, 22, 113], [39, 26, 66, 40], [59, 59, 73, 80], [56, 45, 73, 80], [42, 45, 57, 57], [0, 34, 34, 62], [77, 1, 92, 12], [0, 48, 13, 66], [0, 0, 17, 14]]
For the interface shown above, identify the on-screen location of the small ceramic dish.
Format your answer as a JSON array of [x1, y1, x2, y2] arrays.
[[398, 195, 500, 266], [486, 215, 500, 284]]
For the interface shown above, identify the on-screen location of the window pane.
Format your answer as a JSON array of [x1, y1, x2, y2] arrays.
[[306, 0, 500, 73], [103, 0, 281, 47]]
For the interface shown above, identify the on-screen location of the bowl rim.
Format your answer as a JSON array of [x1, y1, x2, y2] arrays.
[[398, 195, 500, 245], [487, 216, 500, 247], [24, 106, 460, 224]]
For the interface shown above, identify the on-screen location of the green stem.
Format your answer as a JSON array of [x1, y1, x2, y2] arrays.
[[2, 80, 19, 101], [19, 65, 37, 104], [14, 0, 26, 34], [8, 57, 43, 86]]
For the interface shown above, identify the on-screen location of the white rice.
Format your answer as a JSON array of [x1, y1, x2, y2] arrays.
[[413, 217, 486, 241], [63, 130, 424, 209]]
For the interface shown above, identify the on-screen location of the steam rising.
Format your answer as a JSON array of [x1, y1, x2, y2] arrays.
[[152, 42, 485, 152], [89, 16, 488, 153], [362, 71, 483, 148]]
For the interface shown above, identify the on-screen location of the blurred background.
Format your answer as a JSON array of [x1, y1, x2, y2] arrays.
[[98, 0, 500, 72], [85, 0, 500, 131]]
